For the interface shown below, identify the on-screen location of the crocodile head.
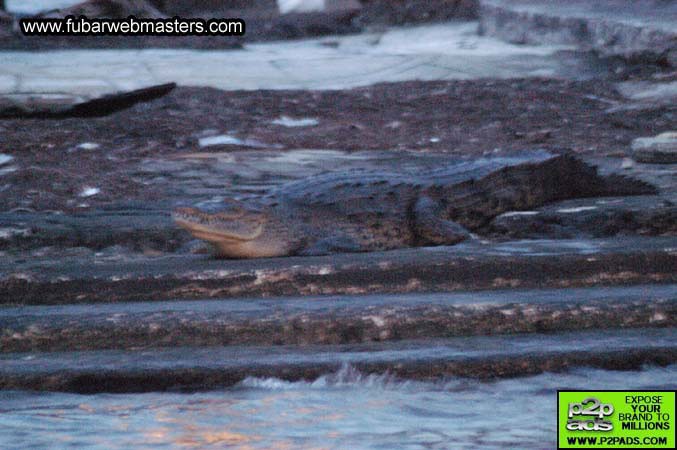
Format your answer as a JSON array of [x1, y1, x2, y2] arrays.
[[173, 205, 298, 258]]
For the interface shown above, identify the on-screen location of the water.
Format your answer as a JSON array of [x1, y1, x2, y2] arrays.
[[6, 0, 81, 15], [1, 364, 674, 449]]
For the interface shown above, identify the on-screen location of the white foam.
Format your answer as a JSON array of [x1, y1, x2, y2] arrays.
[[240, 364, 407, 391], [556, 206, 598, 213], [501, 211, 539, 217], [0, 227, 31, 239], [198, 135, 268, 148], [77, 142, 100, 150], [79, 186, 100, 197], [0, 166, 17, 176], [272, 116, 319, 127], [0, 154, 13, 166]]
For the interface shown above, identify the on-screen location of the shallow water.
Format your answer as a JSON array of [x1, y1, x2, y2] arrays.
[[1, 364, 674, 449]]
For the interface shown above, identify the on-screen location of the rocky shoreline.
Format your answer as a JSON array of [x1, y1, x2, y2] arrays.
[[0, 0, 675, 394], [2, 236, 677, 304], [0, 0, 479, 50], [1, 79, 675, 305], [2, 284, 675, 352], [1, 327, 674, 393]]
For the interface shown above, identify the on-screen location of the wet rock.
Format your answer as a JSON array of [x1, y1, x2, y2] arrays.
[[479, 0, 677, 69], [0, 8, 14, 37], [1, 284, 673, 352], [2, 236, 676, 304], [357, 0, 478, 26], [0, 331, 674, 392], [490, 211, 567, 238], [632, 131, 677, 163], [0, 209, 186, 254]]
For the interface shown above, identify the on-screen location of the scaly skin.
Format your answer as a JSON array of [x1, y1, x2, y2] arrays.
[[173, 151, 656, 258]]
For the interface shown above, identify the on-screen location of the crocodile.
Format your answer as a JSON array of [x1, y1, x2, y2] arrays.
[[173, 151, 656, 258]]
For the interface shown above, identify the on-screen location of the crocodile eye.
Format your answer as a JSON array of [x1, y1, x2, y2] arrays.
[[216, 208, 245, 220]]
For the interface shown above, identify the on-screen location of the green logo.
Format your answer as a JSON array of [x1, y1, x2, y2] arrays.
[[558, 391, 675, 448]]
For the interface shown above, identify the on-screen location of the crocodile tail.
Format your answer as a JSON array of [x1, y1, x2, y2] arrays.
[[543, 152, 657, 198], [597, 173, 658, 197]]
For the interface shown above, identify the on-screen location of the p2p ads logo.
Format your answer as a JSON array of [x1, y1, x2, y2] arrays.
[[558, 391, 675, 449]]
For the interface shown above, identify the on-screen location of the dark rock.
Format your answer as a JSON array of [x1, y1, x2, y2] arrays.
[[0, 83, 176, 118]]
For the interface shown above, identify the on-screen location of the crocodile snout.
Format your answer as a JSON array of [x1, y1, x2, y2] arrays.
[[173, 207, 267, 242]]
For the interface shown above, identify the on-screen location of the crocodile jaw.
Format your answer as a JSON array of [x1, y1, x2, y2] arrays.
[[173, 207, 292, 258], [173, 215, 265, 241]]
